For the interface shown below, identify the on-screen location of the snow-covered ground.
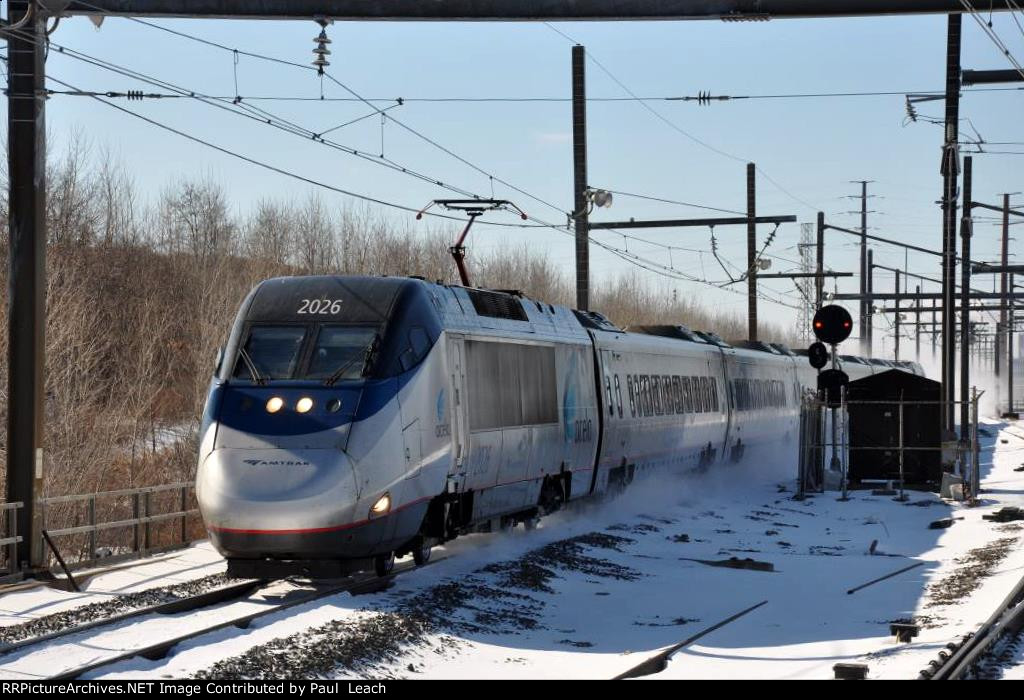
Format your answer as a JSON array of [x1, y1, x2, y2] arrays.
[[2, 419, 1023, 680]]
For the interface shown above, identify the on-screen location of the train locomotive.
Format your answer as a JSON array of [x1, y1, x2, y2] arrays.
[[195, 275, 921, 579]]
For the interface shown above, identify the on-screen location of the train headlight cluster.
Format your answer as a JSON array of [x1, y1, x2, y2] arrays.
[[370, 493, 391, 518], [265, 396, 284, 414], [296, 397, 314, 414]]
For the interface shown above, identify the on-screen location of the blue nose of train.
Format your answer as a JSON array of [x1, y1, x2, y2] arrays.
[[197, 446, 364, 558]]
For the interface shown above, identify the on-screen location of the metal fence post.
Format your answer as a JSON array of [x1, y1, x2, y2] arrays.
[[88, 495, 96, 560], [971, 387, 980, 501], [839, 385, 849, 502], [133, 493, 141, 553], [180, 486, 188, 544], [7, 507, 18, 574], [38, 500, 46, 568], [143, 491, 151, 552], [895, 392, 908, 502]]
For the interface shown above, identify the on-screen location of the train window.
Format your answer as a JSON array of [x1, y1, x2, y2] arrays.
[[711, 378, 719, 412], [701, 377, 710, 412], [234, 325, 307, 380], [519, 345, 557, 425], [662, 376, 672, 414], [642, 376, 652, 416], [694, 377, 704, 413], [605, 375, 614, 417], [614, 375, 623, 419], [681, 377, 691, 413], [306, 326, 378, 381], [466, 341, 556, 430], [652, 376, 662, 415], [671, 376, 682, 413], [627, 375, 636, 417]]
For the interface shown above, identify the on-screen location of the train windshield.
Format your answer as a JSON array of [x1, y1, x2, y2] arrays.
[[233, 326, 306, 381], [231, 324, 378, 382], [307, 326, 378, 382]]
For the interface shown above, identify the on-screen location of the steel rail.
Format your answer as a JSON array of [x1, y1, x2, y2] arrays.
[[926, 574, 1024, 679], [0, 577, 265, 658], [47, 558, 439, 680]]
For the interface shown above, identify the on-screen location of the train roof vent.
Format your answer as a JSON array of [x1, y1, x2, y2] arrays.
[[573, 310, 621, 331], [729, 340, 781, 354], [694, 331, 732, 348], [629, 325, 707, 343], [466, 288, 529, 322]]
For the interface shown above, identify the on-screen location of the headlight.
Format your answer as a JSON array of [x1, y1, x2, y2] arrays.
[[296, 397, 314, 414], [266, 396, 285, 414], [369, 493, 391, 518]]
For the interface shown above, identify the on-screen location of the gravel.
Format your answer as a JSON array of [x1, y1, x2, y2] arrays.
[[926, 536, 1020, 608], [194, 531, 641, 679], [0, 573, 241, 646]]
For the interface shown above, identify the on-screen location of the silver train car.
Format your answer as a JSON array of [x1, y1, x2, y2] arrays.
[[196, 275, 921, 578]]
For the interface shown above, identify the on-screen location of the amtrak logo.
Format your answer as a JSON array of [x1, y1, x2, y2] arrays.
[[242, 458, 311, 467]]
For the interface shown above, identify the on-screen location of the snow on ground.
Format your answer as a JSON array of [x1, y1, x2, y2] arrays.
[[0, 541, 225, 629], [3, 421, 1024, 680]]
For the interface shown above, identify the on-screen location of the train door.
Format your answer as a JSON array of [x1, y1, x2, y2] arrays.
[[447, 335, 469, 491], [716, 349, 734, 463]]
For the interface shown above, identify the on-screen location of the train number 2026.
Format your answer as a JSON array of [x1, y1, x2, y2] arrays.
[[574, 418, 593, 443], [298, 298, 343, 315]]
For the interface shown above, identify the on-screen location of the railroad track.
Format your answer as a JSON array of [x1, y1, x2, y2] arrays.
[[27, 558, 437, 680], [923, 574, 1024, 679], [0, 577, 265, 659]]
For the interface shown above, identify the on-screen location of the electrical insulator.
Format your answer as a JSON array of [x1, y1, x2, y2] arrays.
[[312, 25, 332, 75]]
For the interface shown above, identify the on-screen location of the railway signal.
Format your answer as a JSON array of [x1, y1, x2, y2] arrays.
[[812, 305, 854, 346], [808, 341, 829, 370]]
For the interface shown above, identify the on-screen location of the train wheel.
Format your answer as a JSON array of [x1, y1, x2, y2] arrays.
[[374, 551, 396, 577], [413, 543, 432, 566], [523, 516, 539, 531]]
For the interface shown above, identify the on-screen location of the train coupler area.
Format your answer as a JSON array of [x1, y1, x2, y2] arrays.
[[227, 556, 370, 580]]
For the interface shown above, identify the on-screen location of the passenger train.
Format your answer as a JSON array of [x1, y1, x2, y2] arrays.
[[195, 275, 923, 579]]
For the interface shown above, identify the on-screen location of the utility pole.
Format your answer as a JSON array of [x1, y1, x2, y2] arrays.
[[915, 285, 921, 360], [932, 299, 938, 358], [6, 0, 47, 571], [852, 180, 874, 355], [959, 156, 972, 438], [997, 193, 1010, 378], [1010, 273, 1017, 416], [894, 269, 901, 361], [747, 163, 758, 341], [940, 13, 961, 440], [816, 211, 825, 309], [571, 44, 589, 311], [867, 248, 874, 353]]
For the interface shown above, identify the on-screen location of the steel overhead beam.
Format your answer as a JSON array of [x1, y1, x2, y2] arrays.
[[961, 69, 1024, 85], [972, 264, 1024, 275], [877, 304, 1017, 313], [834, 292, 1024, 301], [824, 222, 943, 258], [58, 1, 1012, 20], [825, 222, 991, 267], [970, 201, 1024, 218], [757, 272, 853, 279], [590, 215, 796, 230]]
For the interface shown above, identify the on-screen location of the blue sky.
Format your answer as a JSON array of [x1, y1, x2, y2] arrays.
[[9, 9, 1024, 343]]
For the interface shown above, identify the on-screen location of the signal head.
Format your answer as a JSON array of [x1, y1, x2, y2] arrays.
[[812, 305, 854, 345]]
